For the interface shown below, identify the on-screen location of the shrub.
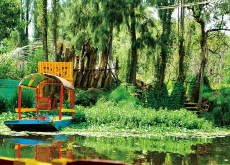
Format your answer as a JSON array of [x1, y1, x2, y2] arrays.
[[146, 83, 169, 109], [8, 88, 35, 112], [0, 95, 7, 113], [72, 108, 87, 124], [108, 85, 138, 103], [212, 107, 222, 126], [75, 88, 105, 106], [168, 81, 185, 110]]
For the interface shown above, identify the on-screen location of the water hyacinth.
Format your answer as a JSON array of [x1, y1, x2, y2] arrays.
[[83, 98, 213, 131]]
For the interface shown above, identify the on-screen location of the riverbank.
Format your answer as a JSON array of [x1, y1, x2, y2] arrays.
[[1, 122, 230, 139]]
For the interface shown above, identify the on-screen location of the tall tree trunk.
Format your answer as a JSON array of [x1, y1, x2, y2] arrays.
[[19, 0, 29, 46], [97, 23, 114, 88], [198, 22, 207, 109], [191, 6, 208, 108], [178, 0, 185, 82], [52, 0, 58, 62], [127, 5, 137, 86], [42, 0, 48, 61], [33, 1, 41, 41], [155, 8, 173, 89]]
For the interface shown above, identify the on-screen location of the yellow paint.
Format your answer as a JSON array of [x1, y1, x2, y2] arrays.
[[19, 85, 36, 89], [38, 62, 73, 101], [14, 144, 30, 149], [0, 157, 51, 165], [49, 117, 72, 121], [51, 158, 73, 165], [28, 78, 36, 86], [17, 158, 50, 165], [15, 108, 36, 112], [61, 109, 76, 112]]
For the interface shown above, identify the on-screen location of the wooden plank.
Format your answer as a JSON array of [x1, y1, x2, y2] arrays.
[[15, 108, 36, 112], [61, 109, 76, 112]]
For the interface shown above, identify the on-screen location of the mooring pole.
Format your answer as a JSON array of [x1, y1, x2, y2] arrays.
[[59, 86, 64, 120], [71, 90, 75, 118], [18, 86, 22, 120]]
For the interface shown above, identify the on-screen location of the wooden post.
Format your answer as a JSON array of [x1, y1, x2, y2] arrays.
[[59, 86, 64, 120], [16, 144, 21, 159], [36, 88, 39, 119], [18, 86, 22, 120], [71, 90, 75, 118], [58, 140, 62, 158]]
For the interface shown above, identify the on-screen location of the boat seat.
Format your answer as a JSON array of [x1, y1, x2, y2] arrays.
[[37, 97, 57, 110]]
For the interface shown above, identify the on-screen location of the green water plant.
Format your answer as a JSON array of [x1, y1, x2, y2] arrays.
[[72, 85, 213, 131]]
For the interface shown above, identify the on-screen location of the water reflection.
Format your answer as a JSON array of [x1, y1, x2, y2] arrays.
[[0, 133, 230, 164]]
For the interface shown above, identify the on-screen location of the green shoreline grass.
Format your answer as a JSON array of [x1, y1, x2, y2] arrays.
[[1, 111, 230, 138]]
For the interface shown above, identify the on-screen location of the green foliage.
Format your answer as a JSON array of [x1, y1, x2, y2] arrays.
[[0, 95, 7, 112], [188, 75, 213, 102], [0, 88, 35, 113], [80, 89, 213, 130], [75, 88, 105, 106], [69, 84, 213, 131], [223, 112, 230, 126], [0, 111, 17, 124], [84, 100, 212, 130], [212, 107, 222, 127], [0, 59, 24, 79], [205, 87, 230, 127], [72, 108, 87, 124], [146, 83, 169, 109], [168, 82, 185, 110], [25, 46, 43, 74], [108, 85, 138, 103], [0, 0, 22, 41], [78, 135, 212, 162]]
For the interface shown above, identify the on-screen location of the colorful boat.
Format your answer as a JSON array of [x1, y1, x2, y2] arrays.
[[4, 62, 76, 132]]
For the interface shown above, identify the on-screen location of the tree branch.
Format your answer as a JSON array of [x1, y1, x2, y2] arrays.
[[206, 28, 230, 34]]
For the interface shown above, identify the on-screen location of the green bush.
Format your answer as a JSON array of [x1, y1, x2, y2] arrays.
[[10, 88, 35, 110], [108, 85, 138, 103], [72, 108, 87, 124], [75, 88, 105, 106], [0, 95, 7, 113], [212, 107, 222, 126], [146, 83, 169, 109], [168, 81, 185, 110]]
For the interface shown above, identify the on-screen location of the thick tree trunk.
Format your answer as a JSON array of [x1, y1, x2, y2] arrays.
[[178, 0, 185, 82], [52, 0, 58, 62], [191, 7, 208, 108], [42, 0, 48, 61], [127, 5, 137, 86], [197, 22, 207, 109], [155, 8, 173, 89], [97, 24, 113, 88]]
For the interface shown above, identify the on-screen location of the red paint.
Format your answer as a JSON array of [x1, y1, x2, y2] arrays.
[[16, 144, 21, 159], [59, 86, 64, 120], [18, 86, 22, 120], [71, 90, 75, 118]]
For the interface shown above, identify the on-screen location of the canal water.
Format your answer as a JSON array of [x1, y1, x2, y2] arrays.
[[0, 133, 230, 165]]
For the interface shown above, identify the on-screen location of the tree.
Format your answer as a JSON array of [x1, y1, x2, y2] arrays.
[[0, 0, 21, 41], [154, 0, 176, 89], [178, 0, 186, 82], [52, 0, 59, 62], [42, 0, 48, 61]]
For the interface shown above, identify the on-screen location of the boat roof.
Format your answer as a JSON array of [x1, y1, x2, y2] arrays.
[[19, 73, 74, 90]]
